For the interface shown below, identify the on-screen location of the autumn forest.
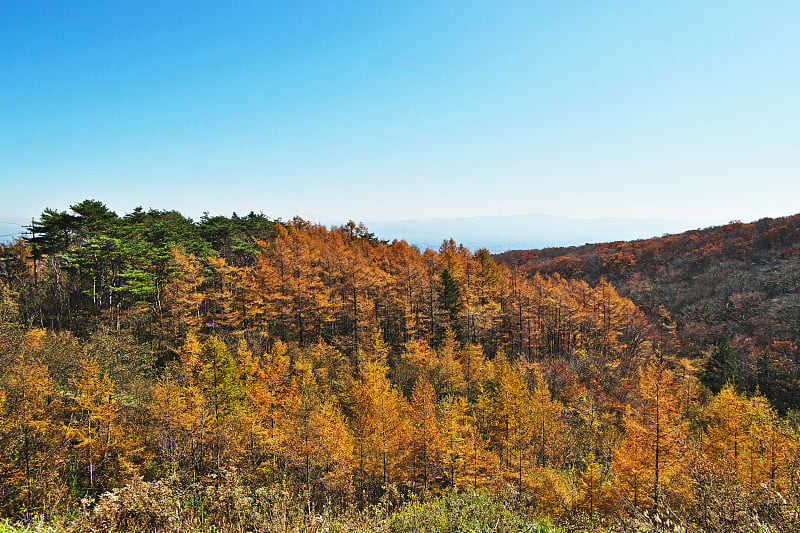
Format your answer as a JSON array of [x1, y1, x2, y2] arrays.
[[1, 200, 799, 532]]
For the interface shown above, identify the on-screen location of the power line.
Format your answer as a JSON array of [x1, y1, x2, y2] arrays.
[[0, 220, 25, 227]]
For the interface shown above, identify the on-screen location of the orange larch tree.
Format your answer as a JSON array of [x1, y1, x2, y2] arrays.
[[406, 377, 442, 490], [347, 332, 410, 497], [612, 358, 687, 512]]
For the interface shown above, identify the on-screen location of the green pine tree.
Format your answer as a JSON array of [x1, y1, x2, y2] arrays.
[[439, 269, 462, 336], [702, 335, 737, 394]]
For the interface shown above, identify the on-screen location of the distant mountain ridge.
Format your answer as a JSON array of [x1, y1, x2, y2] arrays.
[[366, 212, 719, 252]]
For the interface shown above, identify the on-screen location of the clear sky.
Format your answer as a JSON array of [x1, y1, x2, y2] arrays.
[[2, 1, 799, 239]]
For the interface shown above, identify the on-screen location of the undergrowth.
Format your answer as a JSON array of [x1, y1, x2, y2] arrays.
[[1, 484, 560, 533]]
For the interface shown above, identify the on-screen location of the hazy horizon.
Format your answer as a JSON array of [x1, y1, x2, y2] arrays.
[[2, 2, 799, 229], [1, 205, 741, 252]]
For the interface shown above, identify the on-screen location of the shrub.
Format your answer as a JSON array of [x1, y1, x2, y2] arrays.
[[90, 475, 181, 532]]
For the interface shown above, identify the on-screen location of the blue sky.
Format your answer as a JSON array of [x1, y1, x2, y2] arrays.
[[2, 1, 799, 240]]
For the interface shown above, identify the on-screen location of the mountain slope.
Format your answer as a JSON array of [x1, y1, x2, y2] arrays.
[[496, 214, 800, 410]]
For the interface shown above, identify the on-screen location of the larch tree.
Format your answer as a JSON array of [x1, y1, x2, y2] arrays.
[[66, 356, 124, 492], [348, 331, 410, 496], [703, 382, 750, 484], [457, 342, 487, 400], [150, 340, 214, 479], [526, 361, 564, 467], [307, 399, 354, 498], [160, 248, 205, 341], [612, 358, 687, 511], [407, 377, 442, 490], [577, 452, 610, 518], [1, 328, 63, 513], [431, 328, 465, 397], [744, 392, 787, 489], [246, 340, 294, 478], [466, 383, 502, 491], [490, 356, 535, 490], [438, 394, 467, 489]]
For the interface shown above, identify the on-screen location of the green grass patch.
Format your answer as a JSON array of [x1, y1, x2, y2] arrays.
[[386, 491, 558, 533], [0, 520, 54, 533]]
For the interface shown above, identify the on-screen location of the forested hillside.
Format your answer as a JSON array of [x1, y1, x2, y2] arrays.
[[498, 215, 800, 412], [1, 201, 799, 532]]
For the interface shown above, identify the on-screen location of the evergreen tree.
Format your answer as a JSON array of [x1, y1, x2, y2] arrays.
[[702, 335, 737, 393], [439, 269, 462, 336]]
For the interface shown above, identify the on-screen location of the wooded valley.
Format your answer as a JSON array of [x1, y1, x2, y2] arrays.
[[0, 200, 798, 532]]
